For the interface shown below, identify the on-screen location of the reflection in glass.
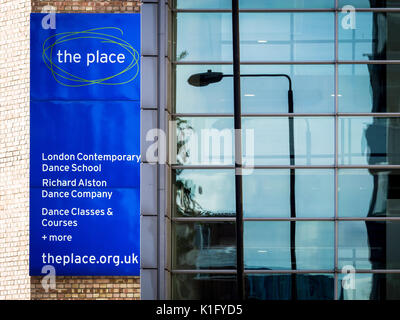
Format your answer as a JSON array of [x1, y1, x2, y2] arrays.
[[172, 222, 236, 270], [338, 117, 400, 165], [175, 13, 232, 62], [243, 117, 335, 165], [339, 0, 400, 8], [338, 273, 400, 300], [240, 13, 334, 61], [174, 117, 234, 165], [244, 221, 334, 270], [246, 274, 334, 300], [175, 0, 231, 9], [241, 65, 334, 114], [173, 169, 235, 217], [240, 0, 334, 9], [338, 221, 400, 270], [175, 65, 233, 113], [339, 64, 400, 113], [172, 273, 238, 300], [339, 169, 400, 217], [339, 12, 400, 60], [243, 169, 334, 218]]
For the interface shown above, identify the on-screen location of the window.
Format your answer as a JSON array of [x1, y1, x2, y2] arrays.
[[170, 0, 400, 300]]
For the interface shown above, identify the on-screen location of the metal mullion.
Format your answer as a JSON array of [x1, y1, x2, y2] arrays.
[[173, 60, 400, 65], [172, 217, 236, 222], [172, 112, 400, 117], [172, 8, 400, 13], [171, 165, 400, 170], [244, 217, 400, 221], [244, 270, 335, 274], [171, 269, 237, 274], [334, 0, 339, 300]]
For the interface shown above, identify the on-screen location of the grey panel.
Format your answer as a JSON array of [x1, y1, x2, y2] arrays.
[[141, 3, 158, 56], [141, 215, 158, 268], [140, 163, 157, 215], [141, 109, 157, 163], [141, 269, 158, 300], [141, 56, 158, 108]]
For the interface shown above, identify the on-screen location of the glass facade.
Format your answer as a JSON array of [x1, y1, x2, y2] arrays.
[[170, 0, 400, 300]]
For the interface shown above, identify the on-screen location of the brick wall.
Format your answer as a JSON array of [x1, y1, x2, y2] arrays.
[[0, 0, 141, 300], [0, 0, 31, 300], [31, 276, 140, 300]]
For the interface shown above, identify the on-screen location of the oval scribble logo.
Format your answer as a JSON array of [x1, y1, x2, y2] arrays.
[[42, 27, 139, 87]]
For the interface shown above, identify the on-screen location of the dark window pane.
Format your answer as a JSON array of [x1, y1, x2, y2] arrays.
[[244, 221, 334, 270], [174, 117, 234, 165], [338, 273, 400, 300], [176, 13, 232, 62], [246, 274, 334, 300], [339, 221, 400, 269], [339, 12, 400, 61], [172, 222, 236, 270], [339, 64, 400, 113], [175, 65, 233, 114], [243, 169, 334, 218], [338, 117, 400, 165], [240, 0, 334, 9], [241, 65, 335, 114], [172, 273, 238, 300], [173, 169, 235, 217], [240, 13, 334, 61], [243, 117, 335, 165], [339, 0, 400, 8], [339, 169, 400, 217]]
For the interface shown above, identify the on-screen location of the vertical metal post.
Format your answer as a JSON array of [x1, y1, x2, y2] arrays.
[[232, 0, 245, 300]]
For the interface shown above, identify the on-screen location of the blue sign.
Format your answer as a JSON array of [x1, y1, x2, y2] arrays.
[[30, 13, 140, 276]]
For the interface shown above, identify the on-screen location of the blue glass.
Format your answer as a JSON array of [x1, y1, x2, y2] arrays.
[[240, 13, 335, 61], [338, 273, 400, 300], [175, 65, 233, 113], [339, 221, 400, 270], [339, 169, 400, 217], [172, 273, 238, 300], [244, 221, 334, 270], [338, 117, 400, 165], [339, 0, 400, 8], [339, 12, 400, 60], [243, 169, 335, 218], [173, 169, 235, 217], [339, 64, 400, 113], [176, 13, 232, 62], [246, 274, 334, 300], [243, 117, 335, 165], [240, 0, 334, 8], [174, 117, 234, 165], [241, 65, 335, 114], [175, 0, 231, 9]]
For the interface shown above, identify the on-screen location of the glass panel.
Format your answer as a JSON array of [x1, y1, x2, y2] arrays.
[[240, 0, 334, 9], [175, 13, 232, 62], [174, 117, 234, 165], [173, 169, 235, 217], [240, 13, 334, 61], [246, 274, 334, 300], [338, 273, 400, 300], [339, 169, 400, 217], [172, 273, 237, 300], [243, 117, 335, 165], [243, 169, 335, 218], [175, 0, 231, 9], [338, 221, 400, 269], [172, 222, 236, 270], [338, 117, 400, 165], [244, 221, 334, 270], [339, 0, 400, 8], [241, 65, 335, 114], [339, 12, 400, 61], [339, 64, 400, 113], [175, 65, 233, 114]]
